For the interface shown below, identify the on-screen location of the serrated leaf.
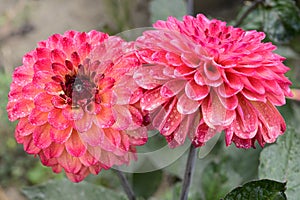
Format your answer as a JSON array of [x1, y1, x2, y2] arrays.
[[22, 179, 126, 200], [150, 0, 186, 24], [223, 179, 287, 200], [259, 127, 300, 199]]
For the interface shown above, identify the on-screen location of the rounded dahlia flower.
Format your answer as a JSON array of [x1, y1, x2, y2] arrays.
[[7, 30, 147, 182], [134, 14, 292, 149]]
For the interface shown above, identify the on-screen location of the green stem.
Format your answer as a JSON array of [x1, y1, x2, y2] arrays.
[[114, 169, 136, 200], [180, 145, 197, 200]]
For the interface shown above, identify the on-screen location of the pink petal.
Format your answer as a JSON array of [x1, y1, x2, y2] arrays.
[[51, 62, 69, 76], [217, 94, 238, 110], [193, 120, 218, 147], [126, 127, 148, 146], [202, 93, 235, 128], [32, 71, 53, 89], [62, 106, 84, 121], [28, 108, 48, 126], [174, 64, 196, 77], [33, 124, 52, 149], [133, 66, 167, 89], [165, 52, 182, 66], [45, 82, 63, 95], [12, 65, 33, 86], [57, 150, 82, 174], [79, 152, 97, 166], [65, 131, 87, 157], [185, 80, 209, 100], [140, 87, 169, 111], [48, 108, 70, 130], [241, 89, 266, 102], [95, 106, 115, 128], [51, 95, 67, 109], [22, 83, 42, 100], [177, 93, 200, 115], [160, 79, 186, 98], [111, 105, 131, 130], [16, 117, 35, 136], [22, 136, 41, 154], [153, 98, 183, 136], [50, 126, 73, 144], [43, 143, 64, 159], [74, 112, 93, 132], [11, 99, 34, 120], [51, 49, 66, 64], [34, 92, 54, 112], [217, 83, 241, 98], [33, 59, 52, 72], [251, 101, 285, 142], [181, 52, 200, 68], [79, 124, 104, 146]]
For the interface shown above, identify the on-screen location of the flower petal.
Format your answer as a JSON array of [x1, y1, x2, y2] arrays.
[[79, 124, 104, 146], [160, 79, 186, 98], [140, 87, 169, 111], [33, 124, 52, 149], [65, 131, 87, 157], [185, 80, 209, 100], [177, 93, 200, 115], [50, 126, 73, 144], [48, 108, 70, 130]]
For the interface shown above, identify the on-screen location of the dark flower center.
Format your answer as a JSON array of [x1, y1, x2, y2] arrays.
[[52, 65, 102, 107]]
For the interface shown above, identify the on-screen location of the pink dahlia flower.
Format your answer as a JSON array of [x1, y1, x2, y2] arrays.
[[134, 14, 292, 149], [7, 30, 147, 182]]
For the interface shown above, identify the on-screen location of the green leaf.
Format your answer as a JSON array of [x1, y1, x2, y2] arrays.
[[22, 179, 126, 200], [263, 0, 300, 43], [223, 179, 287, 200], [150, 0, 186, 24], [259, 127, 300, 199], [237, 0, 300, 43], [132, 170, 163, 199]]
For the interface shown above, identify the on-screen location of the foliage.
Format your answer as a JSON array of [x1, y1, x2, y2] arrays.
[[259, 125, 300, 199], [236, 0, 300, 43], [223, 179, 287, 200], [22, 179, 127, 200]]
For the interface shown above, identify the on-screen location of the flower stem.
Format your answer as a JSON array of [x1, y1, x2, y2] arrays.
[[114, 169, 136, 200], [187, 0, 194, 16], [180, 145, 197, 200], [235, 0, 264, 27]]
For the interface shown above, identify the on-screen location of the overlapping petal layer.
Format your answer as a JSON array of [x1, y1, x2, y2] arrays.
[[134, 14, 292, 148], [7, 30, 147, 182]]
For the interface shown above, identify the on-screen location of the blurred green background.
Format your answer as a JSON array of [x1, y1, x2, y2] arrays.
[[0, 0, 299, 199]]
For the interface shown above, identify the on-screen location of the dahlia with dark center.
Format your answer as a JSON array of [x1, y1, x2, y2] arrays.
[[134, 14, 293, 149], [7, 30, 147, 182]]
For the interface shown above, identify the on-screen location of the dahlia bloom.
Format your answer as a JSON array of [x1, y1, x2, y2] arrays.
[[134, 14, 292, 149], [7, 30, 147, 182]]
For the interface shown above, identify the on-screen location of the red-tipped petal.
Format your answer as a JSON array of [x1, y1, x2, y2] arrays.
[[65, 131, 87, 157], [79, 124, 104, 146], [33, 124, 52, 149], [48, 108, 70, 130], [34, 92, 54, 112], [50, 126, 73, 144]]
